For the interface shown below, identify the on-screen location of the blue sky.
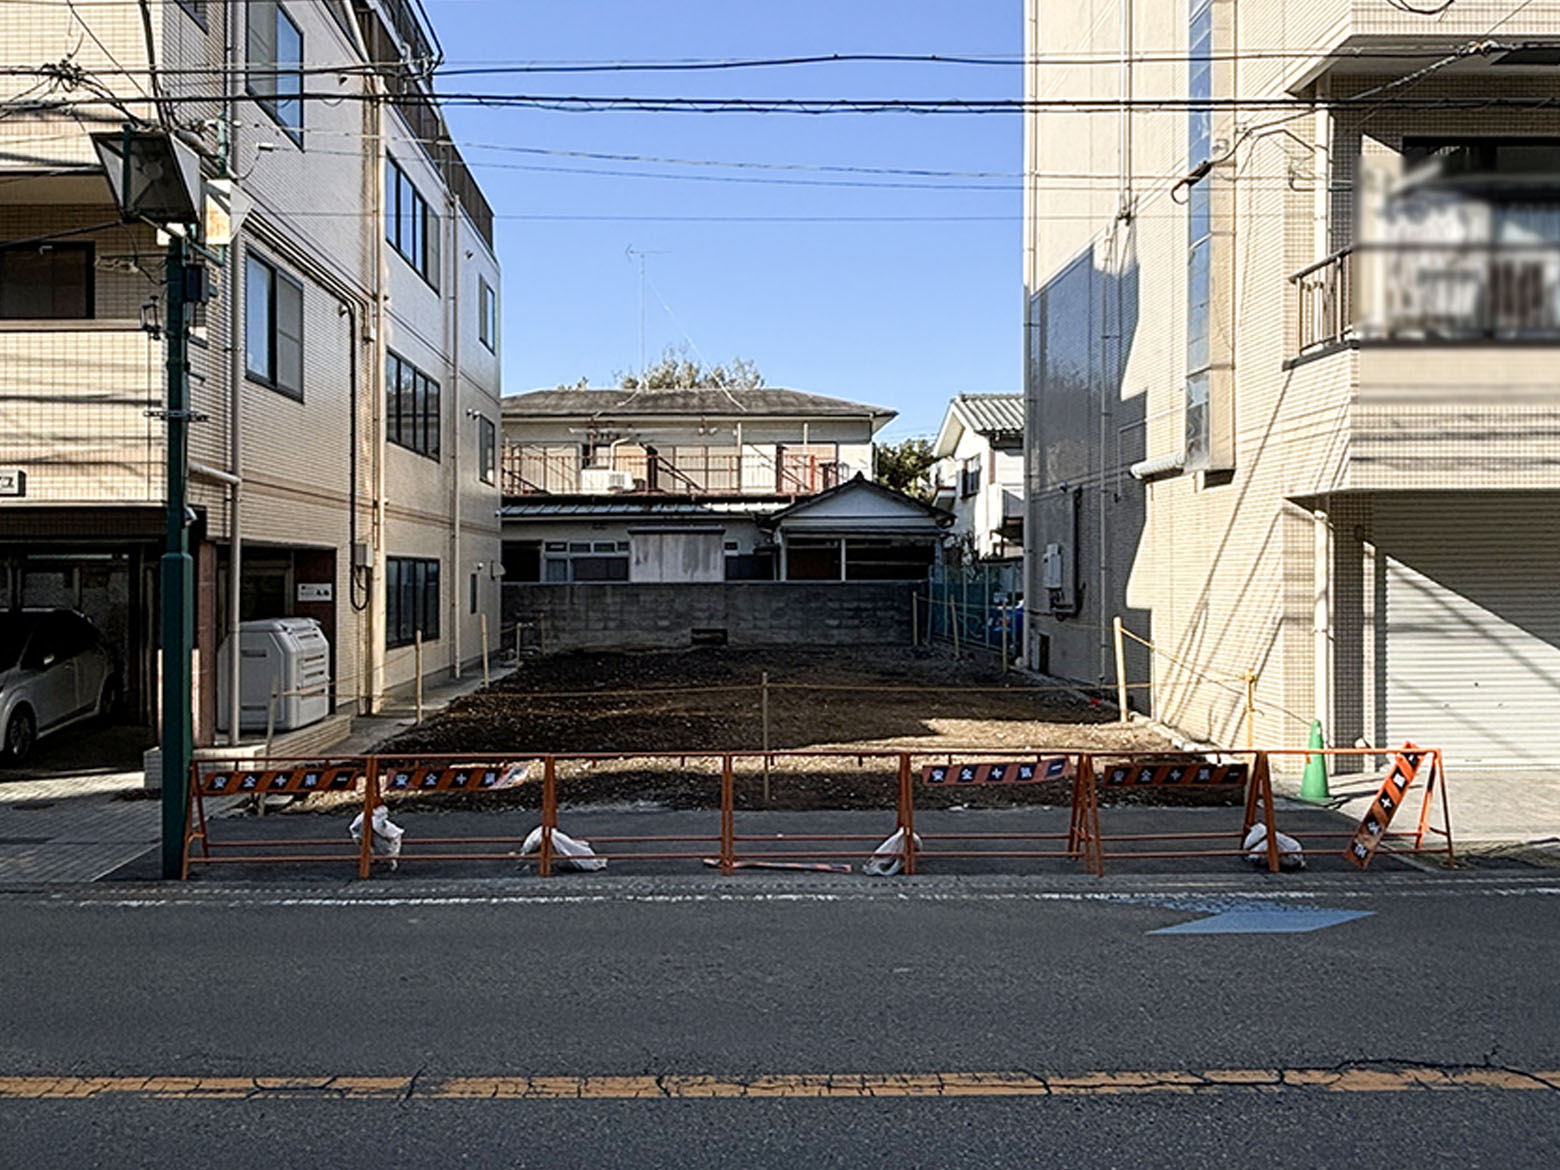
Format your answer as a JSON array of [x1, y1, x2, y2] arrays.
[[425, 1, 1021, 441]]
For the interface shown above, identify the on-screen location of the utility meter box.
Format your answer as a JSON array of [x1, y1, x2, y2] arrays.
[[216, 617, 332, 733]]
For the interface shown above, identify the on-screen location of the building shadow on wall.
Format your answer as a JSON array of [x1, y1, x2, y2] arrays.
[[1029, 224, 1152, 706]]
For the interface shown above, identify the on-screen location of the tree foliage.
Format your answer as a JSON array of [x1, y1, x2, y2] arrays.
[[615, 346, 765, 392], [873, 437, 938, 502]]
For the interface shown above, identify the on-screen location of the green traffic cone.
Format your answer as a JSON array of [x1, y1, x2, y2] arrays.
[[1300, 719, 1330, 802]]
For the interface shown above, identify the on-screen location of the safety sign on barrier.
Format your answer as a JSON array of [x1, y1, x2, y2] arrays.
[[922, 757, 1069, 786], [1346, 747, 1426, 870], [383, 763, 529, 793], [200, 766, 359, 796], [1101, 760, 1248, 787]]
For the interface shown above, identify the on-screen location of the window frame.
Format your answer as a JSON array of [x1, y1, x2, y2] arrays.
[[386, 155, 441, 288], [477, 415, 497, 484], [478, 276, 497, 351], [244, 251, 304, 401], [246, 1, 303, 145], [386, 350, 442, 460], [385, 556, 441, 648], [0, 242, 94, 320]]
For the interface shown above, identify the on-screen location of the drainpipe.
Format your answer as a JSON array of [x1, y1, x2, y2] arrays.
[[446, 184, 462, 680], [224, 3, 242, 746]]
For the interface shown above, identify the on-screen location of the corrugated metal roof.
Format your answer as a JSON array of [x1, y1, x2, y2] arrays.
[[501, 498, 787, 520], [953, 394, 1024, 435], [501, 387, 894, 420]]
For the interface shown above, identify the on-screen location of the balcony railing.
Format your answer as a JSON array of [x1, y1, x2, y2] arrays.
[[502, 444, 843, 497], [1294, 242, 1560, 354]]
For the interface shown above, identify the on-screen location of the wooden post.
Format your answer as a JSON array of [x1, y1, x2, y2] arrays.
[[911, 591, 919, 647], [481, 613, 491, 687], [949, 595, 959, 658], [1000, 603, 1009, 674], [1244, 670, 1256, 751], [414, 630, 424, 723], [1112, 615, 1129, 724], [357, 757, 378, 880], [761, 671, 771, 805]]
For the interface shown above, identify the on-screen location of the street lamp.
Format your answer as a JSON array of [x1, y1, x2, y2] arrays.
[[91, 126, 210, 879]]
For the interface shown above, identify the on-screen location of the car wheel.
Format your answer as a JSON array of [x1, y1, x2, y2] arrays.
[[4, 707, 36, 764]]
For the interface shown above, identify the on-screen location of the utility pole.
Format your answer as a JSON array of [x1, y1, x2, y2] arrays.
[[159, 232, 197, 879]]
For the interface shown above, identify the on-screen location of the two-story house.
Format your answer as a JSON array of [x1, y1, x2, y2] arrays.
[[931, 394, 1024, 563], [500, 387, 949, 584], [1023, 0, 1560, 771], [0, 1, 501, 756]]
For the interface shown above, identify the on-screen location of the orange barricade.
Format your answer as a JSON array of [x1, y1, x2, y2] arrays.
[[1261, 745, 1454, 871], [908, 753, 1096, 875], [1080, 751, 1280, 876], [180, 745, 1452, 880]]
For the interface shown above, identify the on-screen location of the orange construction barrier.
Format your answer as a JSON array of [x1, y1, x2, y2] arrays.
[[1081, 751, 1282, 876]]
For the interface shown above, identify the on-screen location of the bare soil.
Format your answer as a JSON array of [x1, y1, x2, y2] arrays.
[[324, 647, 1240, 813]]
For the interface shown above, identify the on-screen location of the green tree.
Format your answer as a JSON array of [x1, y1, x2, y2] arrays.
[[616, 346, 764, 391], [874, 437, 938, 502]]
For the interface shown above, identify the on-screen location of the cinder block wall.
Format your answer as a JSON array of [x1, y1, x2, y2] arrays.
[[503, 583, 916, 652]]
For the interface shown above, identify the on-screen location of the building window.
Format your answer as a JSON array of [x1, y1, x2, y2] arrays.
[[544, 558, 568, 582], [386, 156, 439, 287], [1185, 0, 1214, 467], [177, 0, 208, 29], [960, 455, 982, 498], [386, 557, 439, 648], [247, 2, 302, 143], [0, 243, 93, 319], [478, 276, 497, 351], [478, 416, 496, 483], [386, 350, 440, 459], [244, 253, 303, 399]]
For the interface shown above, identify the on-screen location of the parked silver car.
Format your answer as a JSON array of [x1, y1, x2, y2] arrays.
[[0, 609, 119, 763]]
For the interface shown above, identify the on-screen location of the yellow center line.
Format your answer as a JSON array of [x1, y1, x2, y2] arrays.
[[2, 1067, 1558, 1101]]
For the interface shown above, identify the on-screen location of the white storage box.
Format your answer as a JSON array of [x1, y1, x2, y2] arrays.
[[216, 617, 332, 733]]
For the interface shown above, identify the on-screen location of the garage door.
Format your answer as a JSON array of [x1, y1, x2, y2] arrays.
[[1380, 495, 1560, 768]]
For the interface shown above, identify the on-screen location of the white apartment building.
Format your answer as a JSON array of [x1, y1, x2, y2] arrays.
[[0, 1, 501, 750], [1024, 0, 1560, 770], [931, 394, 1024, 562]]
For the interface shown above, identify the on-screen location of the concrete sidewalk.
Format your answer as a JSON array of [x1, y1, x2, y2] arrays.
[[0, 667, 510, 883]]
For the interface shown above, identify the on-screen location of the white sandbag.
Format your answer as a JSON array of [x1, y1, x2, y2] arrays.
[[1242, 823, 1305, 871], [519, 825, 608, 872], [863, 827, 922, 877], [349, 806, 405, 869]]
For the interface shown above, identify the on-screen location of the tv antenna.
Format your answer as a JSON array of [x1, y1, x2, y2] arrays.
[[625, 245, 668, 377]]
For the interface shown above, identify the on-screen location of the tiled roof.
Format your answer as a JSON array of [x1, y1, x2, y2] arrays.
[[953, 394, 1024, 435], [501, 387, 895, 420]]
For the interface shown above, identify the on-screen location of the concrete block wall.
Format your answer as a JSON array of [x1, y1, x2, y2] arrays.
[[503, 583, 916, 653]]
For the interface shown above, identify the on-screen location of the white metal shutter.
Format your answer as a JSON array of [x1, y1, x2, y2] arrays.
[[1380, 494, 1560, 768]]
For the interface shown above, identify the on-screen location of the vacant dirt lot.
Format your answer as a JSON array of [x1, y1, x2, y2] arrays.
[[342, 647, 1235, 813]]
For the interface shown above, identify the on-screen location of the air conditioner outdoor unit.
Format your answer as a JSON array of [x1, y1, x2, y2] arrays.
[[579, 467, 635, 493]]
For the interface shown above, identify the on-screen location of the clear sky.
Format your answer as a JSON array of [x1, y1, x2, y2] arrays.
[[425, 1, 1021, 441]]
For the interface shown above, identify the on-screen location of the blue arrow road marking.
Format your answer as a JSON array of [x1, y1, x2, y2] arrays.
[[1149, 905, 1373, 935]]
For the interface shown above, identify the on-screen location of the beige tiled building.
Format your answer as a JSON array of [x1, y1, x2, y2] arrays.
[[1023, 1, 1560, 770], [0, 1, 502, 747]]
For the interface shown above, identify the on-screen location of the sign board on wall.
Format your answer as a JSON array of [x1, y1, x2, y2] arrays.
[[0, 469, 25, 497], [296, 582, 333, 603]]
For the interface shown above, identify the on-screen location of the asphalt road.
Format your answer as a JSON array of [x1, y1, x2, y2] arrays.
[[4, 875, 1559, 1167]]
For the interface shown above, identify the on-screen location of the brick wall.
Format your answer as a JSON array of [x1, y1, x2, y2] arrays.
[[503, 583, 916, 653]]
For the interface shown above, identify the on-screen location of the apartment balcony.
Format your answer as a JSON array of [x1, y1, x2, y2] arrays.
[[0, 325, 164, 504], [1295, 241, 1560, 352], [502, 444, 844, 498], [1286, 243, 1560, 492]]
